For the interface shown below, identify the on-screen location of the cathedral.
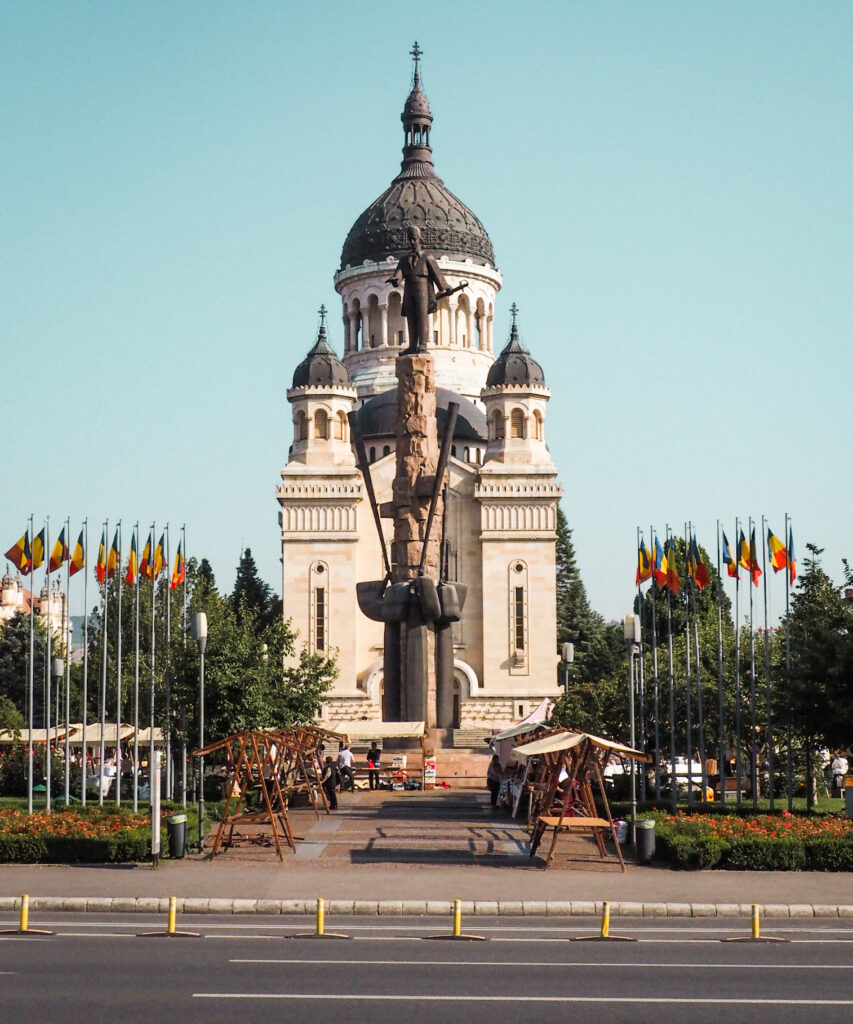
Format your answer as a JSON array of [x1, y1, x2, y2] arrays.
[[276, 53, 562, 733]]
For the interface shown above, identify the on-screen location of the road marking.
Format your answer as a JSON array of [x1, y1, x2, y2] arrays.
[[229, 958, 853, 969], [194, 994, 853, 1004], [57, 932, 136, 938]]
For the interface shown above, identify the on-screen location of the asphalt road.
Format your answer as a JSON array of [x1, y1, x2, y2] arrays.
[[2, 914, 853, 1023]]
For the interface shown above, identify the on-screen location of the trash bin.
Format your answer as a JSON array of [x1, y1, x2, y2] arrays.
[[635, 818, 656, 863], [166, 813, 187, 859]]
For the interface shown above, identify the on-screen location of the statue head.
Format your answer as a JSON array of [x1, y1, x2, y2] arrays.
[[407, 225, 422, 255]]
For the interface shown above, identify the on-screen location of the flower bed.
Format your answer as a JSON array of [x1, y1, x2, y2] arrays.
[[654, 809, 853, 870], [0, 806, 155, 864]]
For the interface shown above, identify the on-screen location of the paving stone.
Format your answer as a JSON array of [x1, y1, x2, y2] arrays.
[[666, 903, 692, 917], [0, 897, 19, 911], [135, 898, 162, 913], [642, 903, 668, 917], [83, 898, 112, 913], [762, 904, 790, 918], [714, 904, 743, 917], [353, 901, 379, 915], [811, 905, 839, 918], [569, 901, 597, 916], [109, 898, 137, 913], [182, 899, 210, 914], [497, 901, 523, 916], [327, 901, 354, 916], [690, 903, 717, 917], [458, 901, 476, 916], [206, 898, 234, 914], [60, 898, 88, 912], [522, 900, 548, 916], [426, 900, 453, 916], [788, 904, 815, 918], [377, 902, 403, 916], [279, 900, 312, 915], [474, 901, 500, 915], [400, 900, 427, 916], [232, 899, 258, 914], [255, 900, 282, 915], [544, 901, 572, 916], [838, 905, 853, 917]]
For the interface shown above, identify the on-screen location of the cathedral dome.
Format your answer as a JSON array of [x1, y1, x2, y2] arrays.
[[340, 58, 495, 269], [356, 387, 487, 443], [485, 309, 545, 388], [291, 318, 350, 389]]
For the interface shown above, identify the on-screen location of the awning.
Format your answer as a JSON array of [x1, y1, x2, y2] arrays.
[[512, 730, 649, 762], [0, 727, 74, 744], [491, 721, 548, 742], [66, 724, 136, 745], [324, 721, 425, 741]]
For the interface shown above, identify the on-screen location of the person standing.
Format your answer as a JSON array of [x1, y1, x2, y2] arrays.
[[321, 757, 339, 810], [337, 744, 356, 793], [367, 743, 381, 791], [487, 755, 502, 807]]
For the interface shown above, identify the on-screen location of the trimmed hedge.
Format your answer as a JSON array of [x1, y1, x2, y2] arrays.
[[0, 830, 153, 864]]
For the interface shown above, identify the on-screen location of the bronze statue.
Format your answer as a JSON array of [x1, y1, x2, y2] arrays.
[[387, 226, 467, 354]]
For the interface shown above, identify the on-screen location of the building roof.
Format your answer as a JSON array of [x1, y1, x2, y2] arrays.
[[291, 317, 350, 389], [485, 308, 545, 388], [355, 386, 487, 442], [340, 61, 494, 269]]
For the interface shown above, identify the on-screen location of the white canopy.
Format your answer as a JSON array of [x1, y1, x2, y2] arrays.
[[66, 724, 136, 746], [0, 727, 73, 744], [324, 720, 425, 742], [512, 730, 649, 762]]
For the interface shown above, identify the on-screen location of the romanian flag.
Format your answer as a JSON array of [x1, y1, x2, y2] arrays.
[[665, 540, 680, 594], [690, 536, 710, 590], [139, 531, 154, 581], [749, 528, 762, 587], [49, 528, 69, 573], [636, 541, 652, 585], [767, 529, 787, 573], [107, 529, 120, 579], [737, 529, 750, 572], [788, 528, 797, 584], [722, 531, 739, 579], [69, 530, 86, 577], [653, 536, 668, 588], [124, 532, 138, 586], [96, 530, 107, 585], [31, 529, 45, 571], [154, 533, 166, 578], [170, 541, 185, 591], [4, 531, 31, 575]]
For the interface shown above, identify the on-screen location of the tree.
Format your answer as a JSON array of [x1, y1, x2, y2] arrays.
[[0, 612, 49, 721], [0, 695, 23, 734], [231, 548, 274, 627]]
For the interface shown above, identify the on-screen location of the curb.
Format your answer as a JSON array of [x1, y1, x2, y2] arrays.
[[0, 896, 850, 918]]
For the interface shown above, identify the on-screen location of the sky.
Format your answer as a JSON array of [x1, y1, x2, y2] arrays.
[[2, 1, 851, 628]]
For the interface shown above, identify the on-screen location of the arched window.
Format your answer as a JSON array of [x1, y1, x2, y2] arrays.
[[508, 560, 529, 674], [314, 409, 328, 439], [295, 410, 307, 441], [310, 562, 329, 654], [369, 446, 376, 463], [492, 410, 505, 441], [463, 446, 470, 462], [334, 411, 346, 441], [383, 444, 391, 458], [510, 409, 525, 439], [533, 411, 544, 441]]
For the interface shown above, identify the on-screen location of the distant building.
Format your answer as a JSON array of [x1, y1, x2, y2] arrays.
[[276, 58, 562, 732], [0, 566, 71, 652]]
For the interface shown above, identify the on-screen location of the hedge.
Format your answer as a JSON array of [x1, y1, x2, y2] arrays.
[[0, 830, 153, 864]]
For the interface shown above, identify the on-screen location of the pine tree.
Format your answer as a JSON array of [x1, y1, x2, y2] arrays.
[[231, 548, 273, 627]]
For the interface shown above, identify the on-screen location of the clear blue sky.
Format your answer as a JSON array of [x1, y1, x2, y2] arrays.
[[2, 1, 851, 628]]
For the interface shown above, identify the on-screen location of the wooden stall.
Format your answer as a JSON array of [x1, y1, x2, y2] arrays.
[[512, 730, 650, 871], [324, 720, 427, 789]]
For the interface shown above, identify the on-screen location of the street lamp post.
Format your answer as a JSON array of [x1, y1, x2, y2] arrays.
[[623, 614, 641, 849], [190, 612, 207, 850], [560, 642, 574, 691], [48, 657, 64, 812]]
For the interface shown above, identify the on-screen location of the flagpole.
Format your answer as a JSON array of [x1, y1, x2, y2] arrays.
[[785, 513, 793, 811], [683, 523, 693, 803], [45, 516, 52, 813], [734, 517, 742, 810], [650, 527, 661, 800], [64, 517, 71, 805], [748, 516, 758, 810], [635, 527, 645, 803], [81, 518, 89, 806], [99, 519, 108, 806], [690, 526, 707, 801], [132, 524, 140, 812], [181, 524, 187, 810], [165, 523, 172, 800], [150, 522, 156, 810], [27, 515, 34, 813], [115, 520, 122, 807], [666, 525, 677, 813], [715, 520, 725, 805], [762, 515, 773, 811]]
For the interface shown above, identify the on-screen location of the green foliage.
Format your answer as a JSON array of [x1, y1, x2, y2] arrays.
[[0, 612, 49, 720], [231, 547, 276, 628], [0, 695, 23, 734], [0, 744, 64, 796]]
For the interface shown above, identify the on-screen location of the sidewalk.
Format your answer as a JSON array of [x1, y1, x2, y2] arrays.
[[1, 789, 850, 914]]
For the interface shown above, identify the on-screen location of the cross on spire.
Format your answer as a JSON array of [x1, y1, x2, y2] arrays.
[[510, 302, 519, 326], [410, 40, 422, 82], [318, 304, 327, 328]]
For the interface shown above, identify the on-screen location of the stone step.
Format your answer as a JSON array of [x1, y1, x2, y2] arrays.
[[451, 728, 492, 748]]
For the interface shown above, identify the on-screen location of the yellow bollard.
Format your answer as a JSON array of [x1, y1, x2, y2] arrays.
[[722, 903, 786, 943], [316, 897, 325, 936], [752, 903, 760, 940], [138, 896, 198, 938], [292, 897, 348, 939], [600, 901, 611, 938], [452, 898, 462, 937], [0, 893, 53, 936], [572, 900, 635, 942]]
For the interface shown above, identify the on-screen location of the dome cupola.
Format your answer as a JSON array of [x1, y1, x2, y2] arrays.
[[291, 307, 350, 389], [485, 305, 545, 388]]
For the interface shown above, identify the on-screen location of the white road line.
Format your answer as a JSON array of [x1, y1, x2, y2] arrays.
[[193, 994, 853, 1004], [229, 958, 853, 969]]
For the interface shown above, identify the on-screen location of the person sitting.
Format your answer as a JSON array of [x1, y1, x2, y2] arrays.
[[367, 742, 381, 791], [337, 744, 356, 793]]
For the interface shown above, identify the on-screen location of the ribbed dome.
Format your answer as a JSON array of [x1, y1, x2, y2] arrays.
[[355, 387, 487, 442], [2, 566, 15, 588], [291, 323, 350, 389], [340, 64, 494, 269], [485, 314, 545, 388]]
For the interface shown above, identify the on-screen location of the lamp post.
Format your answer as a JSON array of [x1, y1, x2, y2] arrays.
[[190, 612, 207, 850], [48, 657, 64, 812], [623, 614, 641, 848], [560, 642, 574, 690]]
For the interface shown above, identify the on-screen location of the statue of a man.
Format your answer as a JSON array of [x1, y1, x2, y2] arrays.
[[387, 226, 466, 355]]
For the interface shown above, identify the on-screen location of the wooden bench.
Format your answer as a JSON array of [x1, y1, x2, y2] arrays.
[[532, 815, 625, 871]]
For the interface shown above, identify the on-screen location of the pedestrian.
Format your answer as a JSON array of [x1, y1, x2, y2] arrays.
[[487, 754, 502, 807], [831, 752, 848, 794], [321, 756, 339, 810], [337, 743, 356, 792], [367, 742, 381, 790]]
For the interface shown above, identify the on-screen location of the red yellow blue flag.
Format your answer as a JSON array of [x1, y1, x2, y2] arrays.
[[722, 531, 738, 579], [49, 527, 69, 573], [690, 536, 710, 590], [737, 529, 750, 572], [4, 531, 31, 575], [788, 528, 797, 584], [31, 529, 45, 571], [107, 529, 120, 579], [653, 536, 667, 588], [665, 540, 680, 594], [636, 541, 652, 585], [767, 529, 787, 573], [124, 532, 138, 586], [170, 541, 185, 591], [139, 531, 153, 581], [749, 528, 762, 587], [69, 530, 85, 577], [154, 533, 166, 579], [96, 530, 107, 585]]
